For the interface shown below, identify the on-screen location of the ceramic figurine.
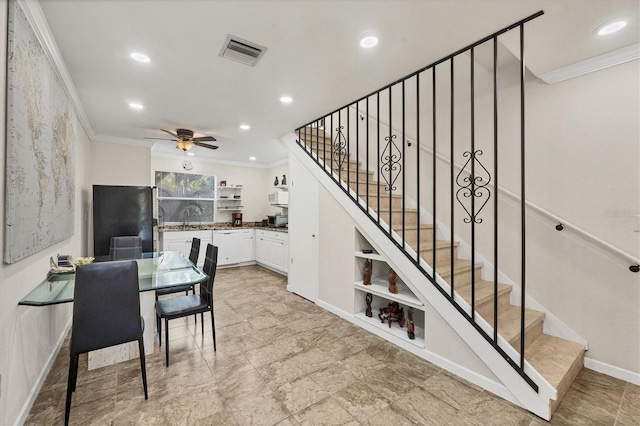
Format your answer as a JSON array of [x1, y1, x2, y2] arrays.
[[282, 174, 287, 185], [388, 268, 398, 294], [365, 293, 373, 317], [363, 259, 372, 285], [407, 307, 415, 340], [274, 176, 279, 186]]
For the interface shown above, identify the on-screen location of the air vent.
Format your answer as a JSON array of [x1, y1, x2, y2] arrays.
[[219, 35, 267, 67]]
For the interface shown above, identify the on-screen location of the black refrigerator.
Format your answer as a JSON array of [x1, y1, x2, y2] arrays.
[[93, 185, 155, 260]]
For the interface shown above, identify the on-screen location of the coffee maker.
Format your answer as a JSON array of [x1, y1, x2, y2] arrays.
[[232, 213, 242, 227]]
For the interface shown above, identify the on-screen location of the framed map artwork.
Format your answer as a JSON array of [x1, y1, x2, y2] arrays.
[[4, 1, 77, 263]]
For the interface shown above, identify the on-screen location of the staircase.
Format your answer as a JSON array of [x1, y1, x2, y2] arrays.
[[298, 128, 585, 418]]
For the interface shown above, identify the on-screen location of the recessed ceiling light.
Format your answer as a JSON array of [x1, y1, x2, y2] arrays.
[[596, 20, 628, 36], [249, 156, 256, 161], [187, 152, 195, 156], [280, 96, 293, 103], [129, 103, 143, 110], [360, 35, 379, 48], [130, 52, 150, 63], [240, 124, 251, 130]]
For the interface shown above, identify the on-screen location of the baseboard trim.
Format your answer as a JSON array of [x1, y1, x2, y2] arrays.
[[584, 357, 640, 385], [15, 318, 72, 426], [315, 299, 522, 409]]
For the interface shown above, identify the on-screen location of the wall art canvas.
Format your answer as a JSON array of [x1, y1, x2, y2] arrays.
[[4, 1, 77, 263]]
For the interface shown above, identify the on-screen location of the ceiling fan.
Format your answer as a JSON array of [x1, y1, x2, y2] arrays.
[[145, 128, 218, 151]]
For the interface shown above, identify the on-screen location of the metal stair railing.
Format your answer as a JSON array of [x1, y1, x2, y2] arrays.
[[294, 11, 545, 391]]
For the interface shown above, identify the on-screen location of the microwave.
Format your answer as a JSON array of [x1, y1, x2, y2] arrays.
[[268, 191, 288, 205]]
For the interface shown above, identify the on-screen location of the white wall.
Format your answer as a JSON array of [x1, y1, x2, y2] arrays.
[[0, 1, 91, 422]]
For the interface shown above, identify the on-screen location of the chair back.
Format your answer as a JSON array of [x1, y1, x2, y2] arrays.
[[71, 261, 142, 355], [188, 237, 201, 265], [201, 244, 218, 306], [109, 236, 142, 260]]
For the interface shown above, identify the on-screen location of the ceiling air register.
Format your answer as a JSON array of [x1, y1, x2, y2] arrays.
[[219, 35, 267, 66]]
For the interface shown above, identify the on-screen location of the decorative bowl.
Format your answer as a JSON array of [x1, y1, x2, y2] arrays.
[[72, 257, 95, 265]]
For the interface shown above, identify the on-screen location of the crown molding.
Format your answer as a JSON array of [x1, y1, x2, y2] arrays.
[[18, 0, 97, 139], [539, 43, 640, 84]]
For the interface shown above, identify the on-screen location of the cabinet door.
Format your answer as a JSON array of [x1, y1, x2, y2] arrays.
[[240, 232, 255, 262], [255, 237, 267, 264], [165, 239, 189, 258]]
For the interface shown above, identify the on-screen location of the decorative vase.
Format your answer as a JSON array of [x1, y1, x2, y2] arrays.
[[362, 259, 372, 285], [282, 174, 287, 185], [407, 307, 415, 340], [365, 293, 373, 317], [388, 269, 398, 294], [274, 176, 279, 186]]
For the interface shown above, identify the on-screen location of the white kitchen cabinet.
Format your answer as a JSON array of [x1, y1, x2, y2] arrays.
[[240, 229, 255, 262], [161, 230, 212, 267], [255, 230, 288, 274]]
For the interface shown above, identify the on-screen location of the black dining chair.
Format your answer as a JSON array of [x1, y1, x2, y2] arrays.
[[109, 236, 143, 260], [155, 238, 200, 323], [156, 244, 218, 367], [65, 260, 148, 425]]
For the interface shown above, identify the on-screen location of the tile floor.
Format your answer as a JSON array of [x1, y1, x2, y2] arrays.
[[26, 265, 639, 425]]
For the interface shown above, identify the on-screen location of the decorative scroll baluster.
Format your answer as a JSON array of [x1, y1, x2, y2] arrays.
[[455, 150, 491, 224], [333, 125, 347, 171], [380, 134, 402, 192]]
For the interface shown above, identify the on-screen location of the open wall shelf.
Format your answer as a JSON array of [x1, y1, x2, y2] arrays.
[[354, 230, 426, 349]]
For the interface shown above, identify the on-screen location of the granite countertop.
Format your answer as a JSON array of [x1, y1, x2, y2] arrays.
[[158, 222, 288, 233]]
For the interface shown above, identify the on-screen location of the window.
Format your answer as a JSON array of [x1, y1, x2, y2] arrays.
[[155, 171, 216, 224]]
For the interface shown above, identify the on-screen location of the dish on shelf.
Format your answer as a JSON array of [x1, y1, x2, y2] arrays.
[[72, 257, 95, 265]]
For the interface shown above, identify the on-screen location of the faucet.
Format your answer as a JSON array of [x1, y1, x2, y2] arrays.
[[182, 209, 190, 230]]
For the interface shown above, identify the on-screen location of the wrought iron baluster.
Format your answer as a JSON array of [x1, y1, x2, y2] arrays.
[[520, 23, 527, 370], [450, 57, 455, 298], [416, 73, 421, 264], [493, 36, 499, 343], [471, 47, 476, 321], [433, 66, 437, 282]]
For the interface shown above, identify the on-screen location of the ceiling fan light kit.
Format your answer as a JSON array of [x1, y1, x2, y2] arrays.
[[145, 128, 219, 151]]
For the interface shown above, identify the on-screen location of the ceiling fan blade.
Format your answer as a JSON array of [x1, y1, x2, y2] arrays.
[[161, 129, 179, 138], [144, 137, 177, 141], [194, 141, 219, 150], [192, 136, 217, 142]]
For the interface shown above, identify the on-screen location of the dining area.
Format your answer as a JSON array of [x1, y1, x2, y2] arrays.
[[19, 237, 219, 425]]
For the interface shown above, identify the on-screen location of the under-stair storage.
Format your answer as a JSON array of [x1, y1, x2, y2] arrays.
[[354, 249, 426, 348]]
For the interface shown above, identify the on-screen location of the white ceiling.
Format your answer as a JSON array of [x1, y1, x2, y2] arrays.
[[37, 0, 639, 166]]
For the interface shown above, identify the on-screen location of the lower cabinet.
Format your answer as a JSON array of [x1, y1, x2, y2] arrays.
[[255, 230, 289, 274], [160, 230, 212, 267], [161, 228, 285, 272]]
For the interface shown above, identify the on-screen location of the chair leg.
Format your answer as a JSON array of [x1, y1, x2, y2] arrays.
[[71, 354, 79, 392], [165, 318, 170, 367], [65, 355, 78, 426], [138, 338, 148, 400], [210, 309, 216, 352], [201, 313, 204, 336], [157, 313, 162, 347], [193, 287, 197, 326]]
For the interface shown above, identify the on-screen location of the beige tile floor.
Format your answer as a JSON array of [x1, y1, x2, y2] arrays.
[[26, 265, 639, 425]]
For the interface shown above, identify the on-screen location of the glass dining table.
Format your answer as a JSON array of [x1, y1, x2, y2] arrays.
[[18, 251, 208, 306]]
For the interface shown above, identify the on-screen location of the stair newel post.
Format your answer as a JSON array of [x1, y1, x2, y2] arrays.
[[450, 57, 455, 298], [470, 47, 476, 321], [493, 36, 499, 343], [416, 73, 421, 263], [519, 23, 527, 369], [432, 66, 437, 282]]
